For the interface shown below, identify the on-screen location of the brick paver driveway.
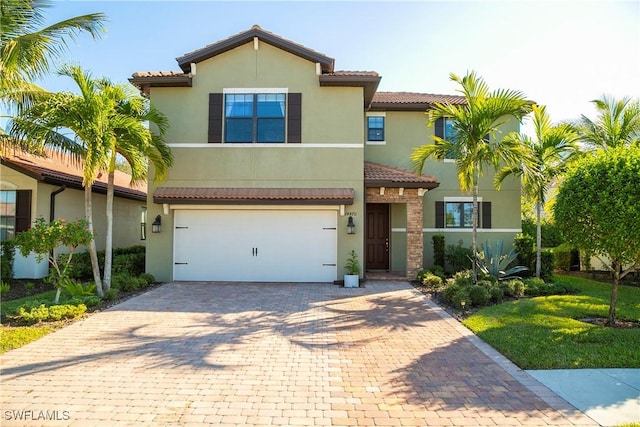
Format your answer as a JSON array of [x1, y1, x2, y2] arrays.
[[1, 282, 598, 426]]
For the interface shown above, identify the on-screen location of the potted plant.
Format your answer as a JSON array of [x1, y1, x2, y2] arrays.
[[344, 250, 360, 288]]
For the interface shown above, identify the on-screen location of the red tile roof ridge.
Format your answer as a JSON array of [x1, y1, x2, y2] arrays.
[[1, 148, 146, 196], [131, 71, 188, 78]]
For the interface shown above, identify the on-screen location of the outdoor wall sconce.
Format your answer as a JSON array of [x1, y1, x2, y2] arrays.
[[347, 216, 356, 234], [151, 215, 162, 233]]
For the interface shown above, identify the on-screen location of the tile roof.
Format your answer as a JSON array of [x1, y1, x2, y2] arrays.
[[154, 187, 355, 205], [364, 162, 439, 189], [370, 92, 466, 111], [1, 149, 146, 201], [130, 71, 188, 78]]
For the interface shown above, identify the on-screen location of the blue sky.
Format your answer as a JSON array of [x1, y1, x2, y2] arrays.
[[39, 0, 639, 128]]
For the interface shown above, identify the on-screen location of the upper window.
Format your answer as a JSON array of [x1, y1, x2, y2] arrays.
[[443, 118, 458, 141], [367, 116, 385, 141], [225, 93, 286, 143], [446, 201, 473, 228], [434, 117, 458, 160], [0, 190, 16, 242]]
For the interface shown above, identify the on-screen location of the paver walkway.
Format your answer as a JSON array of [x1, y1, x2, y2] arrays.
[[1, 282, 599, 426]]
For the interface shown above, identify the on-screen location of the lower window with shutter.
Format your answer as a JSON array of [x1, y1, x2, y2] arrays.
[[435, 200, 491, 229]]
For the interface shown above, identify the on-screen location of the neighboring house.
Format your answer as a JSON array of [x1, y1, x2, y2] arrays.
[[130, 25, 521, 283], [0, 149, 147, 279]]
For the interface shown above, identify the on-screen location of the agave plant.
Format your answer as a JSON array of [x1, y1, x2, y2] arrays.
[[476, 240, 528, 280]]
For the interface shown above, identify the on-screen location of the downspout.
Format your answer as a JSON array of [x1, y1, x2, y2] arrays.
[[50, 185, 66, 222]]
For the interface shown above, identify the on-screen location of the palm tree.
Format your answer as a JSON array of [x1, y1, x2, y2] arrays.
[[9, 66, 121, 296], [101, 86, 172, 292], [576, 95, 640, 150], [0, 0, 105, 110], [495, 105, 579, 278], [10, 66, 172, 294], [411, 71, 532, 281]]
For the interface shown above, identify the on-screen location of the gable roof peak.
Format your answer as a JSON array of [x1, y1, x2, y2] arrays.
[[175, 25, 335, 74]]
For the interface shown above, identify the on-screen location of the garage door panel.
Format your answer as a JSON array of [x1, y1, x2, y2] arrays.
[[173, 210, 337, 282]]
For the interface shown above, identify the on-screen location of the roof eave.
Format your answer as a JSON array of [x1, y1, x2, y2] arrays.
[[128, 75, 192, 96], [176, 27, 335, 73], [365, 180, 439, 190], [319, 75, 381, 108]]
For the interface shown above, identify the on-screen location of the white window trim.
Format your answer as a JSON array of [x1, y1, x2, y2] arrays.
[[223, 88, 288, 94], [366, 112, 386, 145], [443, 196, 482, 202], [443, 197, 481, 229]]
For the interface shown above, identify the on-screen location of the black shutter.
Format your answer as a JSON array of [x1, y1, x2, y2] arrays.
[[15, 190, 32, 233], [482, 201, 492, 229], [434, 118, 444, 140], [287, 93, 301, 143], [208, 93, 223, 143], [435, 201, 445, 228]]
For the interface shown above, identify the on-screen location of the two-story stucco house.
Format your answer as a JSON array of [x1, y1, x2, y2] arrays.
[[130, 25, 521, 283]]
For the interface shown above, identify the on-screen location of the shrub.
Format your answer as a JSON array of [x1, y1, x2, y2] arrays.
[[139, 273, 155, 285], [476, 279, 493, 289], [0, 281, 9, 296], [16, 303, 86, 323], [553, 243, 573, 271], [468, 285, 491, 306], [540, 249, 555, 281], [451, 288, 471, 308], [416, 269, 428, 283], [489, 286, 504, 302], [103, 288, 119, 301], [452, 270, 474, 288], [500, 279, 525, 297], [432, 234, 445, 268], [422, 273, 443, 289], [442, 283, 460, 305], [445, 240, 473, 273], [429, 265, 446, 280], [64, 280, 96, 298], [521, 218, 564, 247], [514, 233, 534, 275], [113, 252, 145, 277], [1, 240, 15, 280]]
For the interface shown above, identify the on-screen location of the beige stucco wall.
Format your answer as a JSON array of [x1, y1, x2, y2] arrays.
[[144, 41, 366, 282], [364, 111, 523, 273], [151, 42, 363, 144]]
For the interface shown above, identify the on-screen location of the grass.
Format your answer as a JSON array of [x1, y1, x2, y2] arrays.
[[463, 275, 640, 369], [0, 323, 65, 354], [1, 289, 66, 354]]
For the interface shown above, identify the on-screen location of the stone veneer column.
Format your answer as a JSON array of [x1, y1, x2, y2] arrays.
[[406, 197, 424, 280]]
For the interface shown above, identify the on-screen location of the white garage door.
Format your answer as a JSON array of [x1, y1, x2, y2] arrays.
[[173, 209, 337, 282]]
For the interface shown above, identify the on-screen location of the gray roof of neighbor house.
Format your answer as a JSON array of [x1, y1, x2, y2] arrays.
[[1, 149, 146, 201], [364, 162, 439, 189], [153, 187, 355, 205], [370, 92, 467, 111], [130, 25, 381, 107]]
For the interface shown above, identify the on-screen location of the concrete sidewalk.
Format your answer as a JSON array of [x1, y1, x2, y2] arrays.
[[0, 281, 609, 426], [527, 369, 640, 427]]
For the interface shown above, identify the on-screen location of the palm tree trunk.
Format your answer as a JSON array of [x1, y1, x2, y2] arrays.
[[103, 157, 115, 293], [472, 167, 479, 283], [85, 184, 104, 297], [608, 260, 620, 326], [536, 201, 542, 278]]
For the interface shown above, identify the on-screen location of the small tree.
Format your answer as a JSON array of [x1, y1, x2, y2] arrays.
[[13, 218, 93, 303], [554, 146, 640, 326]]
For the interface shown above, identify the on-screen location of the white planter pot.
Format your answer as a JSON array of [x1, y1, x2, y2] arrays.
[[344, 274, 359, 288]]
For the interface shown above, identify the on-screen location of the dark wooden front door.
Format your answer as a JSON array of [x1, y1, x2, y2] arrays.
[[366, 203, 390, 270]]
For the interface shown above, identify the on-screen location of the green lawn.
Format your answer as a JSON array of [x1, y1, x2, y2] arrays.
[[463, 275, 640, 369], [1, 290, 63, 354]]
